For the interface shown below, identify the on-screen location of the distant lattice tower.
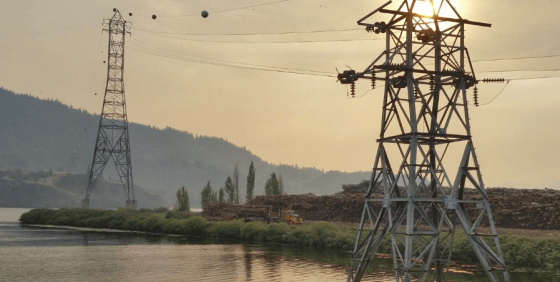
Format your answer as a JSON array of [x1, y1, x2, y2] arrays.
[[83, 9, 136, 209], [338, 1, 509, 281]]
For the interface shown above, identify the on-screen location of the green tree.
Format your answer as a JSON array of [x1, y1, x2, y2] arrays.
[[225, 176, 235, 203], [233, 163, 240, 204], [278, 173, 285, 195], [211, 190, 218, 204], [265, 172, 280, 195], [218, 187, 225, 202], [201, 181, 213, 209], [246, 161, 255, 201], [176, 186, 190, 212]]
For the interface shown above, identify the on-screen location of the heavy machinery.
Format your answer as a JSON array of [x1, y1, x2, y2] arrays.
[[281, 208, 304, 224]]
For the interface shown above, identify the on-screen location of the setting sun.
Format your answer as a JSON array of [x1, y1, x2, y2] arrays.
[[413, 0, 435, 16], [410, 0, 464, 18]]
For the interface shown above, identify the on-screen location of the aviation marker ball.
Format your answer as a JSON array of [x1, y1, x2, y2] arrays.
[[152, 14, 157, 20], [201, 10, 209, 18]]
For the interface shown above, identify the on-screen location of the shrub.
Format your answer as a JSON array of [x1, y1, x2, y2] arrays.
[[52, 216, 72, 226], [142, 214, 167, 233], [264, 222, 291, 242], [240, 221, 268, 241], [207, 219, 245, 239], [124, 216, 143, 231], [183, 216, 210, 236]]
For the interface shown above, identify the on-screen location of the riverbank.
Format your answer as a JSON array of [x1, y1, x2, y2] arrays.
[[19, 208, 560, 270]]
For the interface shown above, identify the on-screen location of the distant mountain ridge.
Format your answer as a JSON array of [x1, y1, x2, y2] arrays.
[[0, 88, 370, 207], [0, 170, 165, 209]]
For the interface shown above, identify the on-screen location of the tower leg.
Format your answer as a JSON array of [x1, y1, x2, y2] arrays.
[[125, 200, 137, 209], [81, 198, 90, 209]]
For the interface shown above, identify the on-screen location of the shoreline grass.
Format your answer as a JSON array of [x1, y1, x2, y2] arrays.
[[19, 208, 560, 270]]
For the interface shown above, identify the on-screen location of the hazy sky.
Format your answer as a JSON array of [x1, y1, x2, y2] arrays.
[[1, 0, 559, 189]]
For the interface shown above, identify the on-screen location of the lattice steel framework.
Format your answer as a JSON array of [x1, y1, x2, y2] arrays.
[[84, 9, 134, 202], [340, 1, 509, 281]]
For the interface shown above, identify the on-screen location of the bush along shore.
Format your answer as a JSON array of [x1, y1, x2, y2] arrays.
[[19, 208, 560, 270]]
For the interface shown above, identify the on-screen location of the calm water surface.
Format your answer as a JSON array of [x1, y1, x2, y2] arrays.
[[0, 208, 557, 281]]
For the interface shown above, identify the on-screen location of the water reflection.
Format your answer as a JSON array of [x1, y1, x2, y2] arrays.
[[0, 212, 559, 281], [244, 247, 252, 280]]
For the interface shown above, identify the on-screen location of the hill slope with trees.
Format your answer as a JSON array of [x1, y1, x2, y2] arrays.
[[0, 88, 370, 207]]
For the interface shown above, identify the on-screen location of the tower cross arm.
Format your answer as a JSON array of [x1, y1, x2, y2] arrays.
[[378, 9, 492, 27]]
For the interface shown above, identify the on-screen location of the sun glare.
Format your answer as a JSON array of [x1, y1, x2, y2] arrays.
[[413, 0, 435, 17], [410, 0, 464, 18]]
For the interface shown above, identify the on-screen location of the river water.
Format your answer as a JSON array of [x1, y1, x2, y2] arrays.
[[0, 208, 557, 281]]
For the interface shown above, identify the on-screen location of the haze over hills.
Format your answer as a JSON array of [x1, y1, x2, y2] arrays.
[[0, 88, 370, 207], [0, 170, 165, 209]]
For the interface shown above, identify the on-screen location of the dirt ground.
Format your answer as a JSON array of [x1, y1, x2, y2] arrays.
[[303, 220, 560, 238]]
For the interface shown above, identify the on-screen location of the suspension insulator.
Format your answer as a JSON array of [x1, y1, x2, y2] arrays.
[[371, 73, 376, 90], [429, 78, 435, 92], [351, 82, 356, 98], [481, 78, 505, 83], [414, 87, 419, 99], [473, 86, 479, 107]]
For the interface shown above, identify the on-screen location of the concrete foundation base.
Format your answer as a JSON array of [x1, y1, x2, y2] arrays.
[[81, 199, 90, 209], [125, 200, 137, 209]]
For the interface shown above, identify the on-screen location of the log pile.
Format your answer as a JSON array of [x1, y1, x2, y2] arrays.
[[203, 202, 238, 221], [341, 180, 371, 194], [205, 186, 560, 230], [468, 188, 560, 230], [203, 203, 273, 221], [340, 180, 383, 194], [247, 193, 378, 223]]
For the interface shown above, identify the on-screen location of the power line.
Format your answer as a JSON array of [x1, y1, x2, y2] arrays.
[[134, 27, 364, 36], [478, 81, 510, 106], [139, 32, 382, 43], [509, 75, 560, 81], [130, 39, 333, 75], [131, 42, 560, 80], [159, 0, 289, 18], [478, 75, 560, 106], [473, 54, 560, 63], [479, 68, 560, 73], [128, 44, 336, 78]]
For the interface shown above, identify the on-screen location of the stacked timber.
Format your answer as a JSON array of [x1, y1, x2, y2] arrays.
[[206, 186, 560, 230], [247, 193, 377, 222], [203, 202, 237, 221], [340, 180, 383, 194], [203, 203, 273, 221], [341, 180, 370, 194], [465, 188, 560, 230]]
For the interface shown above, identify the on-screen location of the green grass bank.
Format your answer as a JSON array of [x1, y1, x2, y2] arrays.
[[19, 208, 560, 269]]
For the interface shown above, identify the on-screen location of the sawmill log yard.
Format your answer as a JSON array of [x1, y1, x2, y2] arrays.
[[203, 180, 560, 237]]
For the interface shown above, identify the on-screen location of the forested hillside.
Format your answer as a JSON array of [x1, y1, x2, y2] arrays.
[[0, 170, 164, 208], [0, 88, 370, 207]]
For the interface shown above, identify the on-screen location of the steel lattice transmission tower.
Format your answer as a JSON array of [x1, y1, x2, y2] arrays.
[[338, 1, 509, 281], [82, 9, 136, 209]]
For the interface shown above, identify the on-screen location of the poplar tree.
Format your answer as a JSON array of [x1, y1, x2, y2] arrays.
[[246, 161, 255, 201], [278, 174, 285, 195], [218, 187, 225, 202], [265, 172, 279, 195], [211, 189, 218, 204], [176, 186, 190, 212], [225, 176, 235, 203], [233, 163, 240, 204], [201, 181, 213, 209]]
